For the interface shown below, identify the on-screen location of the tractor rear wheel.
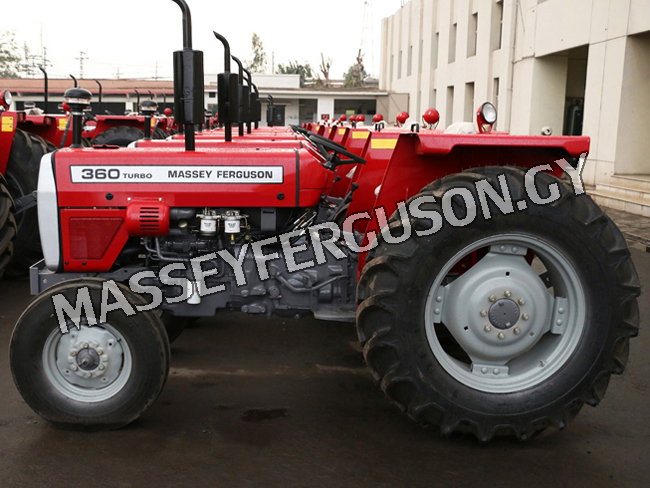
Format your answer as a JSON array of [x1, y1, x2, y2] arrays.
[[10, 279, 170, 430], [356, 166, 640, 441], [92, 126, 144, 147], [4, 130, 55, 276], [0, 174, 17, 280]]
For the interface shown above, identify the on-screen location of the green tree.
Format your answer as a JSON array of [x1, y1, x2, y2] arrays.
[[247, 33, 268, 74], [344, 49, 367, 88], [0, 31, 26, 78], [277, 60, 313, 87]]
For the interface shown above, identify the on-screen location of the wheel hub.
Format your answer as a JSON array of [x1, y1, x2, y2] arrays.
[[489, 299, 520, 330], [76, 348, 100, 371]]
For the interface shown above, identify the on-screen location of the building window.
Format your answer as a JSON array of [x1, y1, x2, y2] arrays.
[[419, 39, 423, 75], [446, 86, 454, 127], [467, 13, 478, 57], [449, 23, 457, 63], [491, 1, 504, 51], [398, 50, 403, 79], [464, 82, 475, 122], [407, 45, 413, 77], [432, 32, 439, 69], [208, 91, 216, 98]]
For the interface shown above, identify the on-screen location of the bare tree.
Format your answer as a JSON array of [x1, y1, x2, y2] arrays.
[[317, 53, 332, 87]]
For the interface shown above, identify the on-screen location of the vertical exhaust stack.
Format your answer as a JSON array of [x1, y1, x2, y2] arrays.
[[231, 56, 249, 137], [267, 94, 274, 126], [94, 80, 103, 115], [171, 0, 204, 151], [214, 32, 239, 143], [39, 66, 49, 113], [243, 68, 255, 134], [70, 75, 78, 87]]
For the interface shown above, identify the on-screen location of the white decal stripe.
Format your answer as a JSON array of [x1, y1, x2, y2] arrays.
[[69, 165, 284, 184]]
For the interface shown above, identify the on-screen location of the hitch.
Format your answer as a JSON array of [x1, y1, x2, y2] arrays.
[[14, 191, 37, 215]]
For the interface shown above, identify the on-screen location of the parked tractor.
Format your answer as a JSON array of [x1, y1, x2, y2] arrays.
[[8, 0, 639, 442]]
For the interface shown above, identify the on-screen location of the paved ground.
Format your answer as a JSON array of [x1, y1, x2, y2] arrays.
[[0, 236, 648, 487]]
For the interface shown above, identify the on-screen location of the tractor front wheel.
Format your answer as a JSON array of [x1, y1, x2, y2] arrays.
[[10, 279, 170, 429], [356, 166, 640, 441]]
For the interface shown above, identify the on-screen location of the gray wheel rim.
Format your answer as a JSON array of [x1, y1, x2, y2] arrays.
[[424, 234, 586, 393], [43, 321, 133, 403]]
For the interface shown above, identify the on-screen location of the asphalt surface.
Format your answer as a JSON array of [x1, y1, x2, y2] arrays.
[[0, 246, 649, 488]]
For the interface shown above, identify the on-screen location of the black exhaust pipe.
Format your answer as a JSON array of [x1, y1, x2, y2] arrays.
[[214, 31, 238, 143], [231, 56, 248, 137], [171, 0, 204, 151], [242, 68, 254, 134], [95, 79, 103, 115], [70, 74, 78, 87], [39, 66, 49, 113]]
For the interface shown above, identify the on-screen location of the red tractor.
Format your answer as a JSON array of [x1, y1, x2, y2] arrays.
[[9, 0, 639, 442]]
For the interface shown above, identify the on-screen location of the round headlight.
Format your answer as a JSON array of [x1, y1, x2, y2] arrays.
[[1, 90, 13, 109], [480, 102, 497, 125]]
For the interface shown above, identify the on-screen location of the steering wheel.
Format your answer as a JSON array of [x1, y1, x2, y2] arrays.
[[290, 125, 365, 166]]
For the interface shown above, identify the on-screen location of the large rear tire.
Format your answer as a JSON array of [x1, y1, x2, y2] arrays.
[[356, 166, 640, 441], [4, 129, 55, 276], [10, 279, 170, 430], [92, 126, 144, 147], [0, 174, 17, 280]]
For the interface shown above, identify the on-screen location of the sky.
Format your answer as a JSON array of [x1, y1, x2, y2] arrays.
[[1, 0, 406, 81]]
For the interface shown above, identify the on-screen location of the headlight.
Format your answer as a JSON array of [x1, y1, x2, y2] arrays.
[[480, 102, 497, 125], [1, 90, 13, 109]]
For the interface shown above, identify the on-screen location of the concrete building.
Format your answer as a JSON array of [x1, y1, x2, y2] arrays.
[[1, 74, 399, 127], [380, 0, 650, 216]]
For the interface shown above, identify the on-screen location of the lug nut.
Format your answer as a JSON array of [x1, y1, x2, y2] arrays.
[[83, 343, 89, 349], [71, 365, 78, 371], [513, 327, 521, 335], [436, 296, 442, 303], [480, 310, 487, 317], [70, 350, 76, 357], [434, 308, 441, 315], [484, 325, 492, 332], [497, 332, 505, 340], [98, 364, 105, 370], [85, 372, 92, 378], [493, 368, 500, 375], [512, 247, 519, 253], [558, 307, 565, 314], [481, 367, 488, 374], [97, 349, 103, 355], [499, 245, 506, 252], [504, 290, 512, 298], [522, 314, 529, 321], [518, 298, 525, 306], [488, 295, 497, 303], [556, 319, 563, 326]]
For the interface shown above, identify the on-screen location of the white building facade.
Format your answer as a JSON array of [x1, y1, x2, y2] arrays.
[[380, 0, 650, 215]]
